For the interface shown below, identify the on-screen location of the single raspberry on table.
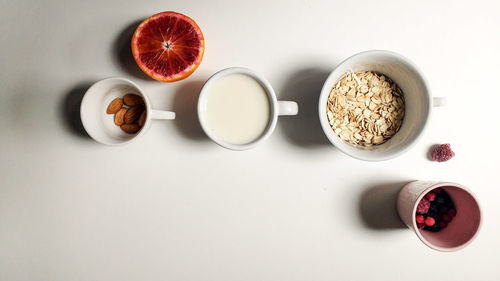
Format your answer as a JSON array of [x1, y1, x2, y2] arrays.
[[431, 144, 455, 162]]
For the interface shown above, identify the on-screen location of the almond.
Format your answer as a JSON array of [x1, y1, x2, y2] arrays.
[[124, 105, 145, 124], [106, 98, 123, 114], [123, 94, 144, 106], [120, 124, 140, 134], [114, 108, 127, 126], [138, 111, 146, 127]]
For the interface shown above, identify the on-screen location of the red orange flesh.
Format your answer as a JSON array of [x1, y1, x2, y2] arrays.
[[131, 11, 205, 82]]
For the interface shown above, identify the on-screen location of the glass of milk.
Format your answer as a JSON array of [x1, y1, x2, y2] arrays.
[[198, 67, 298, 150]]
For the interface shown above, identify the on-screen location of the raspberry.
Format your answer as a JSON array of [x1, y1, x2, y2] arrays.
[[416, 215, 425, 224], [431, 144, 455, 162], [425, 192, 437, 201], [416, 197, 431, 214], [425, 217, 436, 226], [439, 221, 447, 228], [417, 223, 425, 229]]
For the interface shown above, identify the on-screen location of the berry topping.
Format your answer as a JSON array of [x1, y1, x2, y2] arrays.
[[425, 217, 436, 227], [417, 223, 425, 229], [416, 215, 425, 224], [431, 144, 455, 162], [439, 221, 448, 228]]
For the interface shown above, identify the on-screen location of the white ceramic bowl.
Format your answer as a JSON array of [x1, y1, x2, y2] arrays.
[[318, 50, 443, 161]]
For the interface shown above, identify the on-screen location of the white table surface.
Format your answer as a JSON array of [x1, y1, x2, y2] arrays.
[[1, 0, 499, 280]]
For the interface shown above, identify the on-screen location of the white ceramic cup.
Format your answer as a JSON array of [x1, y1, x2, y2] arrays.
[[80, 77, 175, 145], [318, 50, 446, 161], [198, 67, 298, 150]]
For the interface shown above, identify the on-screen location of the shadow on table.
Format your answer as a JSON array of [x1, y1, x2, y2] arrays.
[[358, 181, 409, 230], [277, 67, 333, 148], [113, 18, 151, 81], [171, 79, 209, 141], [60, 82, 93, 139], [427, 144, 439, 161]]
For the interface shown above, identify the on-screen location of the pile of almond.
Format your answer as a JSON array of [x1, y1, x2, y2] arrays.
[[326, 71, 405, 146], [106, 94, 146, 134]]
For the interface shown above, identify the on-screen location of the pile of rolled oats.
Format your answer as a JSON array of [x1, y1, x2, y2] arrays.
[[326, 71, 405, 146]]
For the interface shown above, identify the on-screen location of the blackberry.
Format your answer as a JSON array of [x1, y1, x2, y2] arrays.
[[424, 224, 441, 232], [439, 206, 449, 213], [435, 195, 446, 205]]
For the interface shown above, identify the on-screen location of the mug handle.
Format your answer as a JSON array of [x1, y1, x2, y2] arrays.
[[277, 101, 298, 116], [150, 109, 176, 120], [433, 97, 447, 107]]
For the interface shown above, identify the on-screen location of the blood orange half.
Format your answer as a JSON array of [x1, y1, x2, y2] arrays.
[[131, 11, 205, 82]]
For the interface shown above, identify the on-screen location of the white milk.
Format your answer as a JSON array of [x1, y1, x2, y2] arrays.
[[206, 74, 271, 145]]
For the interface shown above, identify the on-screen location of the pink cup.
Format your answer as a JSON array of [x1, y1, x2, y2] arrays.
[[397, 181, 482, 251]]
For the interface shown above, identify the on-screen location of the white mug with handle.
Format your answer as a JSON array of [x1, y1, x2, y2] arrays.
[[198, 67, 298, 150], [80, 77, 175, 145], [318, 50, 447, 161]]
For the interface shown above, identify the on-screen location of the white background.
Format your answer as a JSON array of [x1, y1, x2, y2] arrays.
[[1, 0, 499, 280]]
